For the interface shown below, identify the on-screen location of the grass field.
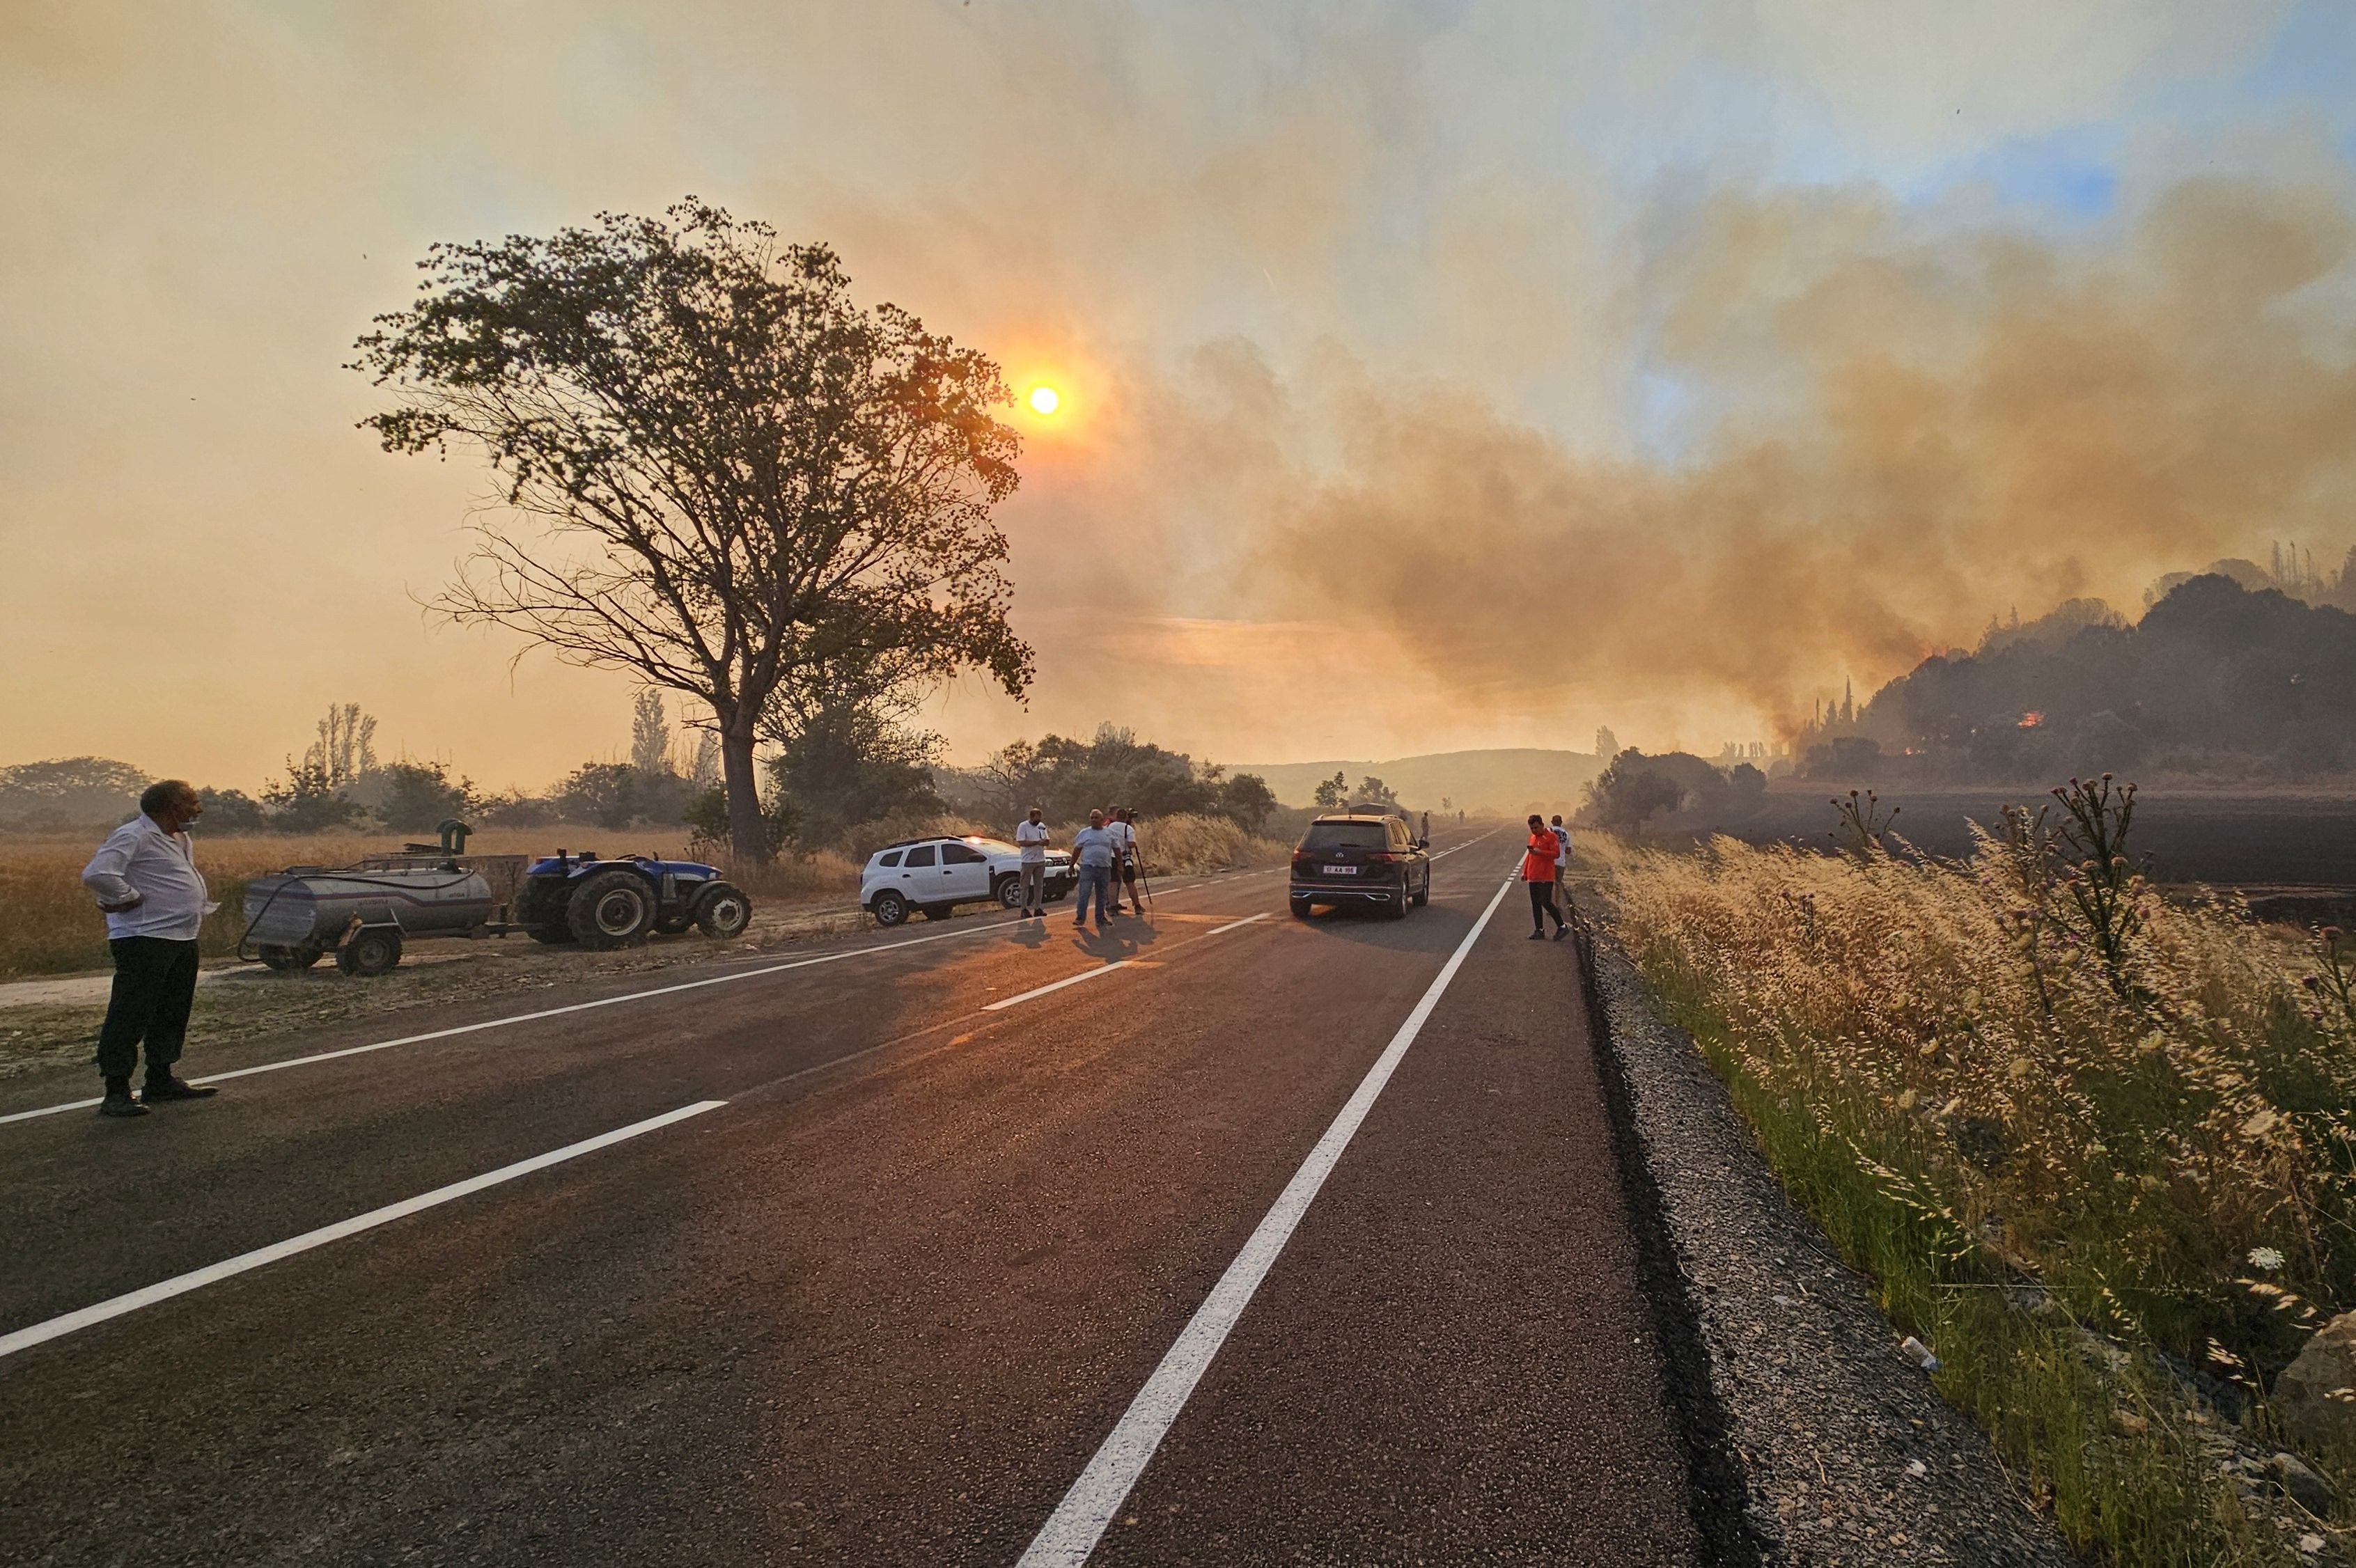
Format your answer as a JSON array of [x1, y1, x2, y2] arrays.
[[0, 813, 1289, 980], [1596, 787, 2356, 1565]]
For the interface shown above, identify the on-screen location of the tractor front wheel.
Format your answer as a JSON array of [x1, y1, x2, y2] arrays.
[[568, 869, 656, 949], [693, 881, 752, 940]]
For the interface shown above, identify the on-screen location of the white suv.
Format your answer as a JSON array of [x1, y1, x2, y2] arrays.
[[861, 836, 1075, 927]]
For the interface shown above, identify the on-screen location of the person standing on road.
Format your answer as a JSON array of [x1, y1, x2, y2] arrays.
[[1070, 809, 1117, 930], [1014, 806, 1051, 917], [1550, 813, 1573, 877], [1107, 808, 1141, 917], [1521, 813, 1570, 942], [80, 780, 221, 1117]]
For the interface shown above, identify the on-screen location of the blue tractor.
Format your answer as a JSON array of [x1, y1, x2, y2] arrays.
[[513, 850, 753, 950]]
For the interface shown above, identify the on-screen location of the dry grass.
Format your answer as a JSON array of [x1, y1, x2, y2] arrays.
[[0, 825, 792, 980], [1596, 803, 2356, 1564], [0, 812, 1286, 980]]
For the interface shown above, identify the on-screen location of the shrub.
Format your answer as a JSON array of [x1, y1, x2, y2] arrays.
[[194, 787, 267, 833], [373, 760, 476, 833], [260, 757, 363, 833]]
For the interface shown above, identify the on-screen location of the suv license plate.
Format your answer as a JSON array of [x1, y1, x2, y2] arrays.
[[1323, 864, 1358, 875]]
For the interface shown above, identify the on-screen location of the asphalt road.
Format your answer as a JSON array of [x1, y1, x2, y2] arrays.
[[0, 826, 1699, 1566]]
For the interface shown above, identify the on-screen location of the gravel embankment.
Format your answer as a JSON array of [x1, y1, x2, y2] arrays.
[[1574, 900, 2081, 1566]]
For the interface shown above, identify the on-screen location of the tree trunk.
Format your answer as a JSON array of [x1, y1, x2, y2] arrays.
[[720, 718, 770, 866]]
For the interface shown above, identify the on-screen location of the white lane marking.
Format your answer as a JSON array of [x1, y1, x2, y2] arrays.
[[1426, 825, 1505, 861], [1015, 876, 1518, 1567], [0, 855, 1419, 1128], [983, 911, 1273, 1012], [0, 1100, 726, 1363], [0, 915, 1052, 1127], [983, 963, 1131, 1012]]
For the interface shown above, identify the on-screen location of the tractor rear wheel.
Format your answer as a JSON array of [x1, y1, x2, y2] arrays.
[[692, 881, 751, 940], [258, 943, 322, 971], [336, 927, 403, 977], [568, 868, 656, 949]]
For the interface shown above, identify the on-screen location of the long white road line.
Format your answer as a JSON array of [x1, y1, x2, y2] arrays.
[[1426, 824, 1506, 861], [0, 914, 1057, 1127], [1, 834, 1494, 1129], [1015, 875, 1518, 1568], [983, 962, 1133, 1012], [983, 913, 1273, 1012], [0, 1100, 727, 1363]]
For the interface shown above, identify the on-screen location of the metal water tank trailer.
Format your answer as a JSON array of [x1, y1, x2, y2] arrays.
[[240, 863, 494, 975]]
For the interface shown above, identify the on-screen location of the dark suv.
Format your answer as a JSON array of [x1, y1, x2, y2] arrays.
[[1289, 814, 1430, 919]]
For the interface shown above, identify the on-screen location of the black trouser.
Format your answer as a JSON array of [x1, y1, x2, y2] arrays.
[[1527, 879, 1566, 932], [95, 936, 200, 1081]]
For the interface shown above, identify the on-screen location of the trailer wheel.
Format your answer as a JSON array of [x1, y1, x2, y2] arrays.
[[336, 927, 403, 977], [568, 869, 656, 949], [692, 882, 752, 940], [258, 943, 323, 971]]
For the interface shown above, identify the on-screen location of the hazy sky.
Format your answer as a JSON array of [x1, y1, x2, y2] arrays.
[[6, 1, 2355, 790]]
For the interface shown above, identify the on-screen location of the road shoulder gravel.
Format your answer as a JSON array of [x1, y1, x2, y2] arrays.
[[1573, 894, 2082, 1567]]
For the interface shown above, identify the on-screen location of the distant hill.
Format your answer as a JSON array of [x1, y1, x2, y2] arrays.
[[1855, 574, 2356, 783], [1232, 748, 1605, 815]]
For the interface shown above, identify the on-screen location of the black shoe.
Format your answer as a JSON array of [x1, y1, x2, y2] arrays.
[[1553, 926, 1570, 941], [1527, 930, 1545, 941], [98, 1094, 150, 1118], [141, 1077, 217, 1102]]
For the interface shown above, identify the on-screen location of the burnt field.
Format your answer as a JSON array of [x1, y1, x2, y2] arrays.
[[1641, 787, 2356, 895]]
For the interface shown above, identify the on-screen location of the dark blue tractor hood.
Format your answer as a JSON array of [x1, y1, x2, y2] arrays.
[[525, 852, 726, 880]]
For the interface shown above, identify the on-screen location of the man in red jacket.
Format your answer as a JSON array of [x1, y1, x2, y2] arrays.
[[1521, 814, 1570, 941]]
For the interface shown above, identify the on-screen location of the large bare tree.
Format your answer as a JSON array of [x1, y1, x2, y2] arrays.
[[352, 199, 1031, 860]]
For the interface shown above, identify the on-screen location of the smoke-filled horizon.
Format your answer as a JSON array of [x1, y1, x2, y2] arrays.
[[6, 2, 2356, 790]]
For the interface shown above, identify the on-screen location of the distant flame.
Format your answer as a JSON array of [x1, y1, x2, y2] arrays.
[[2018, 711, 2044, 729]]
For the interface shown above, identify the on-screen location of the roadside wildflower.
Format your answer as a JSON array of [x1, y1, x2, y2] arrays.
[[2249, 1247, 2286, 1273]]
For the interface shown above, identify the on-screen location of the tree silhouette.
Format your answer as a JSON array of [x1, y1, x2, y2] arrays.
[[354, 200, 1031, 861]]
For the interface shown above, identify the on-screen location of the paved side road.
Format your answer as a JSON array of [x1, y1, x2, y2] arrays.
[[0, 829, 1699, 1565]]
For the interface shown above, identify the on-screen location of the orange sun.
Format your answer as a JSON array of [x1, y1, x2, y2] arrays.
[[1027, 385, 1061, 416]]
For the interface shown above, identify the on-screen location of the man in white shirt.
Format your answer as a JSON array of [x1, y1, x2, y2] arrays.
[[1105, 808, 1141, 917], [1013, 806, 1051, 917], [80, 780, 220, 1117]]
